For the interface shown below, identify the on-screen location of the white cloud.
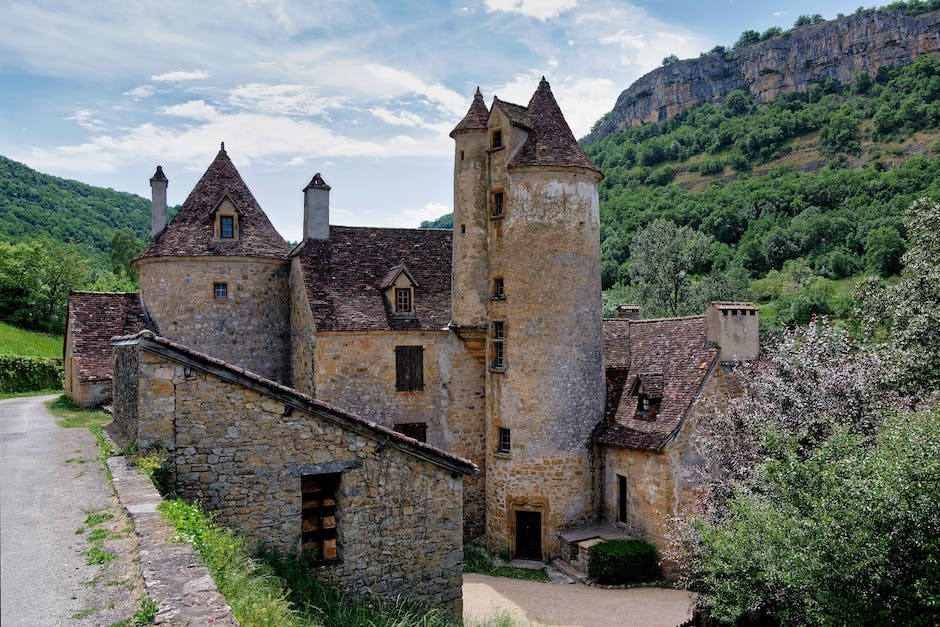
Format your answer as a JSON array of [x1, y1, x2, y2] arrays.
[[228, 83, 339, 117], [773, 11, 787, 17], [158, 100, 220, 121], [365, 201, 451, 228], [150, 69, 209, 82], [67, 109, 106, 132], [370, 107, 425, 128], [483, 0, 578, 21], [123, 84, 155, 99]]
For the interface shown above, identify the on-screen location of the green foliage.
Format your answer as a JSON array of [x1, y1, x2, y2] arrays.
[[0, 355, 62, 392], [733, 29, 761, 49], [0, 155, 152, 270], [794, 13, 825, 27], [48, 395, 111, 428], [110, 227, 143, 283], [85, 545, 117, 565], [419, 213, 453, 229], [462, 545, 550, 582], [662, 54, 679, 66], [133, 451, 174, 497], [587, 539, 659, 585], [133, 597, 159, 625], [864, 225, 906, 275], [0, 321, 62, 357]]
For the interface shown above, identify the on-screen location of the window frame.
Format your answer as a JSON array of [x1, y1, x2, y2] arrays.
[[394, 287, 412, 314], [491, 129, 503, 149], [219, 215, 235, 239], [491, 191, 505, 218], [213, 282, 228, 299], [498, 427, 511, 453], [490, 320, 505, 371], [492, 277, 505, 299]]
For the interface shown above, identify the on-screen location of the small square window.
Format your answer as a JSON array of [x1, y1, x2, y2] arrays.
[[491, 130, 502, 149], [493, 277, 505, 299], [498, 427, 511, 453], [220, 215, 234, 239], [492, 192, 504, 218], [213, 282, 228, 299], [639, 397, 651, 412], [395, 288, 412, 313]]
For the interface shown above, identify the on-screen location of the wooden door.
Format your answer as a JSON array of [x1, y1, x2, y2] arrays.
[[514, 510, 542, 560]]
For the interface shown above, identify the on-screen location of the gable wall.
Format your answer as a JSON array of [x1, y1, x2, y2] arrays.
[[289, 256, 317, 395], [314, 330, 487, 539], [138, 258, 290, 383], [117, 344, 465, 618]]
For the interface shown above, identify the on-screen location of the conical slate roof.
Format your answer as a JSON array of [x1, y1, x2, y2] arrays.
[[508, 78, 600, 173], [449, 87, 489, 137], [139, 145, 290, 260]]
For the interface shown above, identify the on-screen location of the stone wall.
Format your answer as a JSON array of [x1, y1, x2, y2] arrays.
[[123, 340, 467, 618], [314, 330, 487, 539], [111, 341, 139, 442], [138, 257, 290, 383], [288, 256, 317, 395]]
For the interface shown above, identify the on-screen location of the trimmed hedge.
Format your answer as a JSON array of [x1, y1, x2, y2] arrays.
[[0, 355, 63, 392], [588, 539, 660, 585]]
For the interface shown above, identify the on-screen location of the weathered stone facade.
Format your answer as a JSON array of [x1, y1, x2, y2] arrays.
[[113, 332, 474, 618], [138, 257, 290, 383]]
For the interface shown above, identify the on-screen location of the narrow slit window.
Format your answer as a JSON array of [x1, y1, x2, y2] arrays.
[[491, 130, 502, 149], [617, 475, 627, 524], [213, 282, 228, 299], [498, 427, 511, 453], [220, 215, 234, 239], [492, 192, 504, 218], [301, 473, 340, 562], [491, 320, 505, 370]]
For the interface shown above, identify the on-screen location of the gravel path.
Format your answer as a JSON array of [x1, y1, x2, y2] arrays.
[[0, 395, 143, 626], [463, 573, 694, 627]]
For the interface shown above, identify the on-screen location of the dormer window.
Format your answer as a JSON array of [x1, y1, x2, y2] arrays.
[[630, 373, 663, 421], [211, 194, 241, 241], [381, 264, 418, 318], [491, 130, 503, 149]]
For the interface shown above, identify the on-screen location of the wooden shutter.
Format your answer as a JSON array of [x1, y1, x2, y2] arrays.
[[395, 345, 424, 391], [301, 473, 339, 561]]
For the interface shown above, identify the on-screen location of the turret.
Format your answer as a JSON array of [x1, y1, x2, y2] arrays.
[[150, 166, 168, 239], [303, 173, 331, 241]]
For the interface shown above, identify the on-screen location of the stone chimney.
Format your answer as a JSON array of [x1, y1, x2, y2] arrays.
[[303, 173, 331, 240], [150, 166, 168, 239], [616, 304, 640, 320], [705, 301, 759, 362]]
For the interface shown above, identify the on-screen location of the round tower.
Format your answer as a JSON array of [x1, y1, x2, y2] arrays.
[[481, 79, 605, 559]]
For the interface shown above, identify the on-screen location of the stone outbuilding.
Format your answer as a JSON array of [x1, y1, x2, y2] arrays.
[[112, 330, 476, 618]]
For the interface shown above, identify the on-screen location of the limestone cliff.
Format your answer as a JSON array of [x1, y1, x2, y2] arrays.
[[584, 10, 940, 144]]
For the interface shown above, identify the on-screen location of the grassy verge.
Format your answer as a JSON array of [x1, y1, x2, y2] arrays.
[[0, 320, 62, 357], [47, 395, 112, 428], [463, 545, 550, 582], [0, 388, 61, 399]]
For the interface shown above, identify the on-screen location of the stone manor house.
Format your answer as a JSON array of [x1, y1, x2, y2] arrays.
[[65, 78, 758, 610]]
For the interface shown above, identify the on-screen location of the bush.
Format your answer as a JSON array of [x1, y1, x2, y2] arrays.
[[588, 539, 659, 584], [0, 355, 63, 392]]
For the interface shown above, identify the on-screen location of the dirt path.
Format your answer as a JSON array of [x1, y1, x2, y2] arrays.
[[463, 573, 694, 627], [0, 395, 144, 626]]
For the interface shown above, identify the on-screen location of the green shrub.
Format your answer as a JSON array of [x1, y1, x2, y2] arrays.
[[0, 354, 63, 392], [588, 539, 659, 585]]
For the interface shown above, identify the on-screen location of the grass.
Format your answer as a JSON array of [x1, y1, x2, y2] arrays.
[[70, 607, 99, 619], [0, 388, 61, 399], [47, 395, 112, 428], [463, 545, 550, 583], [0, 320, 62, 357]]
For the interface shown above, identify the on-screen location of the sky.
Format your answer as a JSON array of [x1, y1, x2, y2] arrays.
[[0, 1, 867, 241]]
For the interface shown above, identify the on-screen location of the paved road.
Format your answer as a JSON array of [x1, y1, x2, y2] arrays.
[[463, 573, 695, 627], [0, 395, 115, 626]]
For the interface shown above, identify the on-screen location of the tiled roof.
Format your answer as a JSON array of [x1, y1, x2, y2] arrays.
[[492, 97, 531, 130], [67, 292, 151, 383], [508, 78, 601, 174], [117, 330, 477, 476], [450, 88, 490, 137], [292, 226, 452, 331], [598, 316, 718, 451], [138, 146, 291, 260]]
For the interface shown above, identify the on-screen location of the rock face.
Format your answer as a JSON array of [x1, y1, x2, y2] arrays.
[[584, 10, 940, 144]]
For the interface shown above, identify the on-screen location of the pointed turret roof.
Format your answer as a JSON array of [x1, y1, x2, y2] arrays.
[[449, 87, 489, 137], [508, 77, 600, 174], [138, 145, 290, 260]]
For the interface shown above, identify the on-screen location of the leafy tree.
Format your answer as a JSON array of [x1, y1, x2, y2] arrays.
[[110, 227, 143, 281], [864, 225, 905, 276], [627, 219, 714, 316], [662, 54, 679, 66], [733, 29, 761, 49], [760, 26, 782, 40]]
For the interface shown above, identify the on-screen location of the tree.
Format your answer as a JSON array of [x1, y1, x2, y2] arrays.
[[627, 219, 714, 316], [110, 227, 143, 281], [662, 54, 679, 66], [864, 225, 905, 276], [733, 30, 761, 49]]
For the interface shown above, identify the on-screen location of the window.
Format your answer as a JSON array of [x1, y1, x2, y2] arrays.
[[301, 473, 339, 562], [491, 191, 504, 218], [617, 475, 627, 524], [491, 130, 502, 149], [492, 277, 505, 299], [491, 320, 505, 370], [460, 150, 465, 161], [395, 345, 424, 391], [635, 395, 660, 421], [460, 224, 466, 234], [213, 282, 228, 299], [395, 287, 412, 313], [498, 427, 511, 453], [394, 422, 427, 443], [639, 397, 651, 412], [220, 215, 234, 239]]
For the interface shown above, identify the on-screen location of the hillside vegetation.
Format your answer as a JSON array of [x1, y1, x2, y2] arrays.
[[0, 155, 152, 271], [0, 321, 62, 357]]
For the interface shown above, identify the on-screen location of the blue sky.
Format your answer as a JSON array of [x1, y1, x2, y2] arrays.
[[1, 1, 865, 240]]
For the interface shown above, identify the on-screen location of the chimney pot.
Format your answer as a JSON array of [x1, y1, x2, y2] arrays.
[[705, 301, 759, 361], [616, 304, 641, 320], [303, 172, 330, 240]]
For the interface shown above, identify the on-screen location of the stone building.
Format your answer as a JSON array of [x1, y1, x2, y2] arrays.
[[65, 78, 759, 587]]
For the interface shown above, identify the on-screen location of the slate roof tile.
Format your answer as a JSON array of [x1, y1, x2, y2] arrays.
[[67, 292, 150, 383], [598, 316, 718, 451], [450, 88, 490, 136], [293, 226, 452, 331], [138, 146, 291, 260]]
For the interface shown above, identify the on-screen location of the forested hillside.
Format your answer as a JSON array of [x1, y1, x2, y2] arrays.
[[0, 155, 152, 270]]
